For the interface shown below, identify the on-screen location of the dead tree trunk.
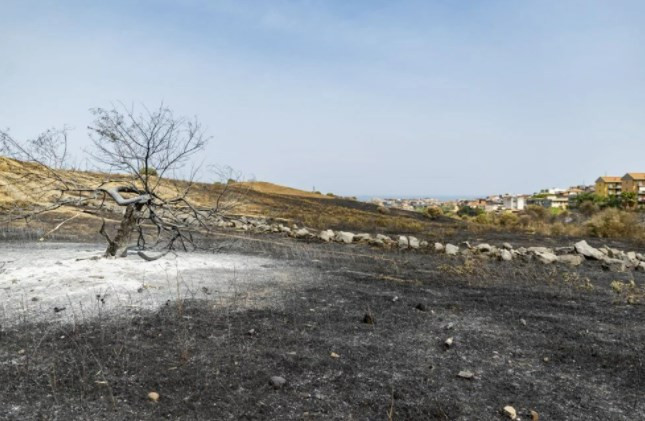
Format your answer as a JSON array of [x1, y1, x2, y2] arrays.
[[102, 204, 141, 257]]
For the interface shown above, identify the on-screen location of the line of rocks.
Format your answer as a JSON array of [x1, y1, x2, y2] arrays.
[[217, 216, 645, 273]]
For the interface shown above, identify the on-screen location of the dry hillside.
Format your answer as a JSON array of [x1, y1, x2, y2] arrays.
[[0, 156, 450, 239]]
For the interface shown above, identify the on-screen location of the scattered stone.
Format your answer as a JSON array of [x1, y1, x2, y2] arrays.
[[574, 240, 605, 260], [445, 244, 459, 256], [637, 262, 645, 272], [444, 337, 454, 348], [459, 241, 472, 249], [398, 236, 409, 248], [502, 242, 513, 250], [530, 410, 540, 421], [148, 391, 160, 402], [294, 228, 311, 238], [415, 303, 427, 312], [476, 243, 492, 253], [354, 233, 372, 242], [502, 405, 517, 420], [408, 236, 420, 249], [527, 246, 552, 254], [376, 234, 392, 242], [269, 376, 287, 389], [500, 249, 513, 261], [247, 329, 256, 336], [434, 242, 445, 252], [444, 322, 454, 330], [457, 370, 474, 379], [362, 313, 375, 324], [557, 254, 584, 266], [53, 306, 66, 313], [335, 231, 355, 244], [330, 352, 340, 359], [520, 318, 527, 326], [602, 258, 627, 273], [420, 240, 428, 248], [535, 251, 557, 264], [318, 229, 334, 242]]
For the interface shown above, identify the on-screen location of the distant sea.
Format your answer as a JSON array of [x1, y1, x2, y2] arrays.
[[355, 194, 479, 202]]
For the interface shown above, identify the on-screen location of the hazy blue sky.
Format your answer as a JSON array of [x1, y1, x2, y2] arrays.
[[1, 1, 644, 197]]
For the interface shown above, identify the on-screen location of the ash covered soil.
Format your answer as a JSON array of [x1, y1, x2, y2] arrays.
[[0, 235, 644, 420]]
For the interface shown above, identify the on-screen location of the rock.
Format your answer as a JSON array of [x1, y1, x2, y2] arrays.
[[419, 240, 428, 248], [530, 409, 540, 421], [294, 228, 311, 238], [319, 229, 334, 242], [554, 246, 575, 255], [502, 405, 517, 420], [476, 243, 492, 253], [368, 238, 385, 247], [626, 251, 637, 261], [408, 236, 420, 249], [499, 249, 513, 261], [330, 352, 340, 359], [354, 233, 372, 242], [445, 244, 459, 256], [279, 225, 291, 234], [602, 258, 627, 272], [335, 231, 355, 244], [362, 313, 375, 324], [637, 262, 645, 272], [457, 370, 474, 379], [637, 253, 645, 261], [459, 241, 472, 249], [376, 234, 392, 243], [444, 337, 454, 348], [434, 242, 445, 252], [574, 240, 605, 260], [398, 236, 409, 248], [527, 246, 552, 255], [535, 251, 557, 264], [269, 376, 287, 389], [502, 242, 513, 250], [557, 254, 584, 266], [148, 391, 160, 402]]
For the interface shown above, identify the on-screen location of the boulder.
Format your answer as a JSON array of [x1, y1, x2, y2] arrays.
[[476, 243, 492, 253], [602, 258, 627, 272], [535, 251, 558, 264], [319, 229, 334, 242], [353, 233, 372, 242], [557, 254, 584, 266], [502, 242, 513, 250], [419, 240, 429, 248], [637, 253, 645, 262], [408, 236, 420, 249], [335, 231, 355, 244], [398, 236, 409, 248], [499, 249, 513, 261], [554, 246, 575, 255], [279, 225, 291, 234], [527, 246, 552, 255], [376, 234, 392, 243], [294, 228, 311, 238], [637, 262, 645, 272], [574, 240, 604, 260], [434, 242, 445, 252], [445, 244, 459, 256]]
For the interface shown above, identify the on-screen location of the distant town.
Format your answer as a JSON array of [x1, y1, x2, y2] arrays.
[[371, 172, 645, 212]]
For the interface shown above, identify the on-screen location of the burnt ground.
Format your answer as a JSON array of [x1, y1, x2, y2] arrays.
[[0, 233, 644, 420]]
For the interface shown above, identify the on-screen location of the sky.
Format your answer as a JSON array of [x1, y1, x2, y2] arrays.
[[1, 0, 644, 197]]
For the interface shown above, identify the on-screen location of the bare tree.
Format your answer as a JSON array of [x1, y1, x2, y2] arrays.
[[1, 103, 239, 259]]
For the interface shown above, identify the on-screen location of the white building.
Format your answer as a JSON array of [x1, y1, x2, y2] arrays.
[[502, 195, 526, 211]]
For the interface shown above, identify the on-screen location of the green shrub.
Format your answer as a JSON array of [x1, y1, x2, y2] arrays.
[[139, 166, 158, 176], [586, 208, 641, 238]]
